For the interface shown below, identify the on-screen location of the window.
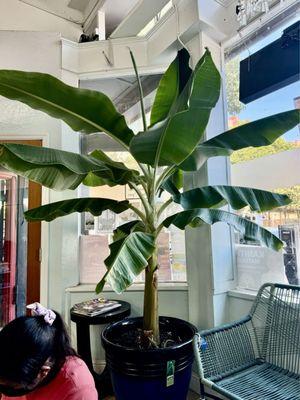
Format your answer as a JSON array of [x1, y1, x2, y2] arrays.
[[225, 17, 300, 290], [79, 75, 187, 285]]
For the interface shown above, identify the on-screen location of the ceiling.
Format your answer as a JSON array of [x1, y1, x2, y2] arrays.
[[17, 0, 239, 39], [213, 0, 236, 7], [18, 0, 140, 31], [102, 0, 140, 37], [19, 0, 103, 24]]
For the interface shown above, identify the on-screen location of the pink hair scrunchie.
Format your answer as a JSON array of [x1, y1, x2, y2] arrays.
[[27, 302, 56, 326]]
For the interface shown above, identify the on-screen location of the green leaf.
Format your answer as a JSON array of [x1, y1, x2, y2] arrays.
[[163, 208, 283, 251], [0, 70, 133, 147], [150, 48, 192, 126], [181, 110, 300, 171], [130, 49, 221, 166], [24, 198, 130, 222], [160, 169, 183, 196], [81, 173, 107, 187], [0, 143, 137, 190], [83, 149, 139, 187], [174, 186, 291, 212], [90, 149, 131, 171], [112, 220, 146, 242], [96, 232, 155, 294]]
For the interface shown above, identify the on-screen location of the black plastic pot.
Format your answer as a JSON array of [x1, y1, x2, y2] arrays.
[[102, 316, 197, 400]]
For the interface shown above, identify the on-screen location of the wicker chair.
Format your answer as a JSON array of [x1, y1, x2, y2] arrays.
[[193, 283, 300, 400]]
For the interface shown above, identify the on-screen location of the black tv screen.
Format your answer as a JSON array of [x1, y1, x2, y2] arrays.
[[240, 21, 300, 104]]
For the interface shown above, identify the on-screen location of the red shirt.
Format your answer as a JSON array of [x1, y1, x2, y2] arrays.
[[2, 357, 98, 400]]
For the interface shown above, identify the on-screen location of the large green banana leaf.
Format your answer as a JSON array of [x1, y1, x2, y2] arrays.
[[130, 49, 221, 167], [96, 232, 156, 294], [163, 208, 283, 250], [160, 169, 183, 196], [83, 149, 139, 187], [173, 186, 291, 212], [0, 144, 137, 190], [113, 220, 146, 242], [24, 198, 130, 222], [180, 110, 300, 171], [150, 48, 192, 126], [90, 149, 133, 170], [0, 70, 133, 147]]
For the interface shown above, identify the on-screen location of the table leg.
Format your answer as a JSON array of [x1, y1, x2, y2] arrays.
[[76, 322, 93, 372]]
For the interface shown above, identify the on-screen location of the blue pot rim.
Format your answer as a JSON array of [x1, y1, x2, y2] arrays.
[[102, 316, 197, 354]]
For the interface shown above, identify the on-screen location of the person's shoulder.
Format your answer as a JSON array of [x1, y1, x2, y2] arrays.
[[24, 357, 97, 400], [61, 356, 95, 387]]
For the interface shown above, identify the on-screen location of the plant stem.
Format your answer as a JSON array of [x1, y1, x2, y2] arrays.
[[143, 253, 159, 344], [129, 50, 147, 132], [157, 198, 172, 219], [155, 165, 176, 194], [128, 204, 146, 223], [129, 49, 151, 181], [129, 182, 151, 218], [139, 164, 149, 179], [139, 178, 148, 195], [156, 220, 166, 236]]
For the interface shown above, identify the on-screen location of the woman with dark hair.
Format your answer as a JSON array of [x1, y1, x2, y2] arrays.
[[0, 303, 98, 399]]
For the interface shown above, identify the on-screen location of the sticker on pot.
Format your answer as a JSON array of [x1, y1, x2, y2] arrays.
[[166, 360, 175, 387]]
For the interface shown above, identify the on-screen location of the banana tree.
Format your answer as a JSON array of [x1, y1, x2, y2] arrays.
[[0, 48, 298, 344]]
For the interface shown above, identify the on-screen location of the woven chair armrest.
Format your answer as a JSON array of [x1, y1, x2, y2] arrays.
[[200, 315, 252, 337], [194, 315, 256, 382]]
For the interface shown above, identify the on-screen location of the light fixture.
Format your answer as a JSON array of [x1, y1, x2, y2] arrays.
[[236, 0, 285, 26]]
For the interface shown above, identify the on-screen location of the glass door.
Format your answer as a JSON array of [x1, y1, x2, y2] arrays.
[[0, 140, 42, 326], [0, 173, 17, 326]]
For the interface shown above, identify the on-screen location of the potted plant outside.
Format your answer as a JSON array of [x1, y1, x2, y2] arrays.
[[0, 48, 298, 399]]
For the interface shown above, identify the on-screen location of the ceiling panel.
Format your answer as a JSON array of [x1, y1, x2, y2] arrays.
[[102, 0, 141, 36], [68, 0, 89, 13], [19, 0, 102, 24], [213, 0, 236, 6]]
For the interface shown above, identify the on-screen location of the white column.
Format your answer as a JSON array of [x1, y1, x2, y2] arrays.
[[185, 32, 235, 330]]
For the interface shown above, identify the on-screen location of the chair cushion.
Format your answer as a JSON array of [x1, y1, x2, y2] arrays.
[[215, 363, 300, 400]]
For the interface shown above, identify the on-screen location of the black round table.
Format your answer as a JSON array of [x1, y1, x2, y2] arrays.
[[70, 300, 131, 399]]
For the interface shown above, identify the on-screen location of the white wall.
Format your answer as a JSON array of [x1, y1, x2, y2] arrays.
[[0, 31, 80, 315], [0, 0, 82, 42], [0, 31, 61, 76], [228, 291, 254, 321], [232, 149, 300, 190]]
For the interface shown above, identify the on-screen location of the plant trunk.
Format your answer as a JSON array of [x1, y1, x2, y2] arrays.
[[143, 255, 159, 345]]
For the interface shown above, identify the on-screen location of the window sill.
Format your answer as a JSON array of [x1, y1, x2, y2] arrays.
[[228, 288, 257, 301], [66, 282, 188, 293]]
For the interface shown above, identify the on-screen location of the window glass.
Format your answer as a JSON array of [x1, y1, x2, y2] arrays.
[[225, 18, 300, 290]]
